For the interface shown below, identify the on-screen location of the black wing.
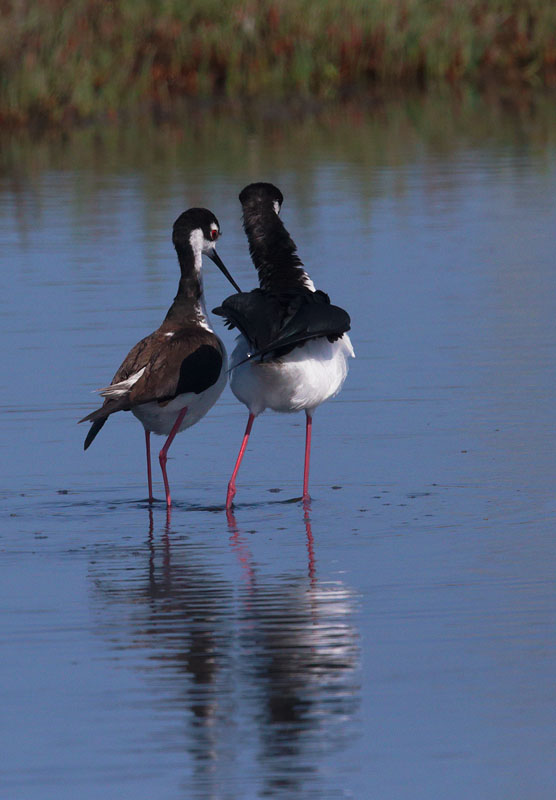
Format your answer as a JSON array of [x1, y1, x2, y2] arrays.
[[170, 344, 223, 397], [258, 301, 351, 358], [213, 288, 350, 362], [212, 289, 283, 352]]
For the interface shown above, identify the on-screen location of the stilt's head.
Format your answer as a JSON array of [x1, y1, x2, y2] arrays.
[[238, 183, 312, 291], [172, 208, 241, 292], [173, 208, 221, 253], [239, 183, 284, 216]]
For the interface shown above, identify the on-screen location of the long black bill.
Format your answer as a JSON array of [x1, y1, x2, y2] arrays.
[[208, 249, 242, 293]]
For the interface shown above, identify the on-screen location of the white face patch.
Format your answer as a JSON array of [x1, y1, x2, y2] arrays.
[[273, 201, 281, 215], [189, 227, 204, 251], [189, 228, 206, 270], [191, 226, 220, 261], [186, 227, 214, 330]]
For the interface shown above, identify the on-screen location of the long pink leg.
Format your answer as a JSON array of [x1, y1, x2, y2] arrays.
[[226, 413, 255, 509], [145, 430, 154, 503], [303, 412, 313, 501], [159, 407, 188, 507]]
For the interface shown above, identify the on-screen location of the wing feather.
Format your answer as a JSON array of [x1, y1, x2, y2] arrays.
[[79, 329, 223, 445], [213, 288, 350, 363]]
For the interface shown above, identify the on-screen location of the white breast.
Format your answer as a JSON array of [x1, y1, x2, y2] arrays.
[[229, 334, 354, 416]]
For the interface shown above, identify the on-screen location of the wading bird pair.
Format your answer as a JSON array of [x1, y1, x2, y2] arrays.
[[80, 184, 354, 508]]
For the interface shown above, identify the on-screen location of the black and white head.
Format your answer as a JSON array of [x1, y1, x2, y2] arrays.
[[172, 208, 241, 291], [239, 183, 284, 216], [237, 183, 313, 291]]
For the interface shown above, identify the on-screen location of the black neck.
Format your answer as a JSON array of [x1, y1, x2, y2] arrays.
[[242, 203, 311, 292], [163, 243, 204, 326]]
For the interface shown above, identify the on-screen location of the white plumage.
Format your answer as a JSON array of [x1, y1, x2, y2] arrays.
[[230, 334, 354, 417], [98, 367, 146, 398]]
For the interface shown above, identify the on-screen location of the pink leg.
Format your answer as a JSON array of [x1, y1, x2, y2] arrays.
[[226, 413, 255, 509], [159, 407, 188, 507], [303, 412, 313, 501], [145, 430, 154, 503]]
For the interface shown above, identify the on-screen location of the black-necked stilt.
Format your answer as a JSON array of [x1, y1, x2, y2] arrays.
[[213, 182, 354, 508], [79, 207, 241, 507]]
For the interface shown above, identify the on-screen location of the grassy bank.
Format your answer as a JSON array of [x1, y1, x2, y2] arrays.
[[1, 0, 556, 124]]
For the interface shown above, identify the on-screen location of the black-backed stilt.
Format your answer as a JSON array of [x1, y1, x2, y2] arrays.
[[213, 183, 354, 508], [80, 208, 241, 506]]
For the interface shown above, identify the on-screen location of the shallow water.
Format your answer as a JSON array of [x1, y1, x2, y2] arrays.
[[1, 92, 556, 799]]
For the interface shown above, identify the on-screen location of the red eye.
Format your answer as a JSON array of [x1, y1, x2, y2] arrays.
[[210, 228, 219, 240]]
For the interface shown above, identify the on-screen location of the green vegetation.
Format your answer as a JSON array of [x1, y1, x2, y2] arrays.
[[1, 0, 556, 124]]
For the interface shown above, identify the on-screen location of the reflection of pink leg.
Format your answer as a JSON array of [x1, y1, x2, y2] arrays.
[[303, 502, 316, 584], [303, 412, 312, 501], [227, 508, 256, 589], [226, 413, 255, 509], [158, 407, 188, 507], [145, 430, 153, 503]]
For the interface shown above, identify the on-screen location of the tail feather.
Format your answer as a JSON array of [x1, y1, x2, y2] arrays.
[[79, 405, 108, 425], [79, 399, 122, 450], [83, 416, 108, 450], [79, 394, 126, 425]]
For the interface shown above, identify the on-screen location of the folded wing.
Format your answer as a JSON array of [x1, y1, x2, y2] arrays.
[[213, 288, 350, 363], [79, 330, 223, 449]]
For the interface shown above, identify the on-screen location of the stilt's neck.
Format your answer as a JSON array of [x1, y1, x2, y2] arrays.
[[163, 241, 210, 329], [242, 203, 314, 292]]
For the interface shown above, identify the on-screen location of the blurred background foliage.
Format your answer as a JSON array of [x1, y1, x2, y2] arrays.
[[1, 0, 556, 125]]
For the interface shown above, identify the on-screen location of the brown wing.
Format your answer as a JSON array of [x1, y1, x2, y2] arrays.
[[79, 327, 223, 427], [110, 333, 155, 384], [125, 329, 223, 406]]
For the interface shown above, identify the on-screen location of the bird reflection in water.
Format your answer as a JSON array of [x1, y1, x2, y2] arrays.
[[227, 506, 360, 795], [144, 505, 236, 782], [91, 506, 360, 796]]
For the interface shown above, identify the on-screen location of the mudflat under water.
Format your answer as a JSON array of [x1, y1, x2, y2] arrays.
[[1, 92, 555, 799]]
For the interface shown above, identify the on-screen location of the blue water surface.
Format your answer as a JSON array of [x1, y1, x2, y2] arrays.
[[1, 94, 555, 799]]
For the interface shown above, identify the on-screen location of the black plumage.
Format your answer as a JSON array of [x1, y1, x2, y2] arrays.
[[219, 182, 354, 508], [213, 287, 350, 363], [238, 182, 308, 292], [213, 182, 350, 363]]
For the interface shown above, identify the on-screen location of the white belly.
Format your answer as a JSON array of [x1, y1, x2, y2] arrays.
[[132, 355, 227, 436], [229, 334, 354, 416]]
